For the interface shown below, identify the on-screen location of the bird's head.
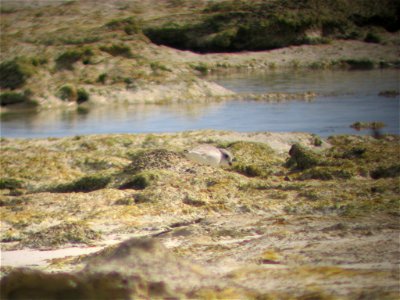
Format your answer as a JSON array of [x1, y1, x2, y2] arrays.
[[219, 149, 234, 167]]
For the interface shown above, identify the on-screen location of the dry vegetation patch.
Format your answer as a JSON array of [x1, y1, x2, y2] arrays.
[[1, 131, 398, 299]]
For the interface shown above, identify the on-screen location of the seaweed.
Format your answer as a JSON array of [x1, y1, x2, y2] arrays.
[[286, 144, 321, 170], [119, 172, 156, 190], [23, 222, 101, 248], [0, 178, 24, 190], [228, 141, 282, 177], [50, 175, 111, 193], [0, 58, 36, 89], [370, 165, 400, 179]]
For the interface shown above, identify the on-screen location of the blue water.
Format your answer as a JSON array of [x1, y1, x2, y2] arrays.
[[1, 69, 399, 138]]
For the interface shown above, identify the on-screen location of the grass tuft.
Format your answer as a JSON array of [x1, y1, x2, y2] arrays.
[[56, 84, 77, 102], [77, 88, 90, 104], [0, 178, 24, 190], [99, 44, 133, 58], [0, 91, 31, 107], [55, 47, 94, 70], [0, 58, 35, 89], [364, 32, 382, 43], [105, 16, 142, 35], [119, 172, 155, 190], [286, 144, 321, 170], [342, 59, 375, 70], [370, 165, 400, 179], [299, 167, 354, 181], [350, 121, 386, 131]]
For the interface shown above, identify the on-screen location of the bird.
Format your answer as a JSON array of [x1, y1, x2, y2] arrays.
[[184, 145, 234, 167]]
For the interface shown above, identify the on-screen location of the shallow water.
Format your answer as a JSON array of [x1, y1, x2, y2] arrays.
[[1, 69, 399, 138]]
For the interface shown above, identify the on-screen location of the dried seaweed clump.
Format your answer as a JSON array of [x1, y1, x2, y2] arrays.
[[228, 141, 282, 177], [22, 223, 101, 249], [126, 149, 187, 173], [299, 166, 354, 180], [118, 171, 158, 190], [286, 144, 321, 170]]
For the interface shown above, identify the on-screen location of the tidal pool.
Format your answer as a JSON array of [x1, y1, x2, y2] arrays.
[[1, 69, 399, 138]]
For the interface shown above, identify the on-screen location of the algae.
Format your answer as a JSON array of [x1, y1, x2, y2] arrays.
[[118, 174, 152, 190], [22, 222, 101, 249], [0, 178, 24, 190], [0, 131, 399, 299], [0, 57, 35, 89], [286, 143, 322, 170], [49, 175, 111, 193], [228, 141, 283, 177], [370, 164, 400, 179]]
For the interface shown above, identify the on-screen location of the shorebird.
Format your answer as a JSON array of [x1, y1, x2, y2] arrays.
[[185, 145, 234, 167]]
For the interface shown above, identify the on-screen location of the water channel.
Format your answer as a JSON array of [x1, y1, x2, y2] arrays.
[[1, 69, 399, 138]]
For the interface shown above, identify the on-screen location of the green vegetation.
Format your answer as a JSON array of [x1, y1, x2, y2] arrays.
[[134, 192, 155, 204], [56, 84, 77, 102], [119, 172, 157, 190], [61, 35, 102, 46], [114, 196, 135, 205], [0, 132, 399, 299], [378, 90, 399, 98], [350, 121, 386, 131], [325, 135, 399, 177], [0, 178, 24, 190], [0, 58, 35, 89], [150, 62, 170, 73], [126, 149, 183, 172], [0, 0, 399, 293], [0, 0, 398, 111], [190, 63, 209, 75], [23, 222, 101, 248], [144, 0, 400, 52], [370, 165, 400, 179], [228, 141, 282, 177], [54, 85, 89, 104], [342, 59, 375, 70], [0, 91, 32, 106], [313, 136, 323, 147], [283, 135, 400, 182], [50, 175, 111, 193], [97, 73, 108, 84], [364, 31, 382, 43], [55, 47, 94, 70], [0, 6, 18, 14], [35, 32, 102, 46], [299, 167, 354, 180], [105, 16, 142, 35], [99, 43, 133, 58], [77, 88, 90, 104], [286, 144, 321, 170]]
